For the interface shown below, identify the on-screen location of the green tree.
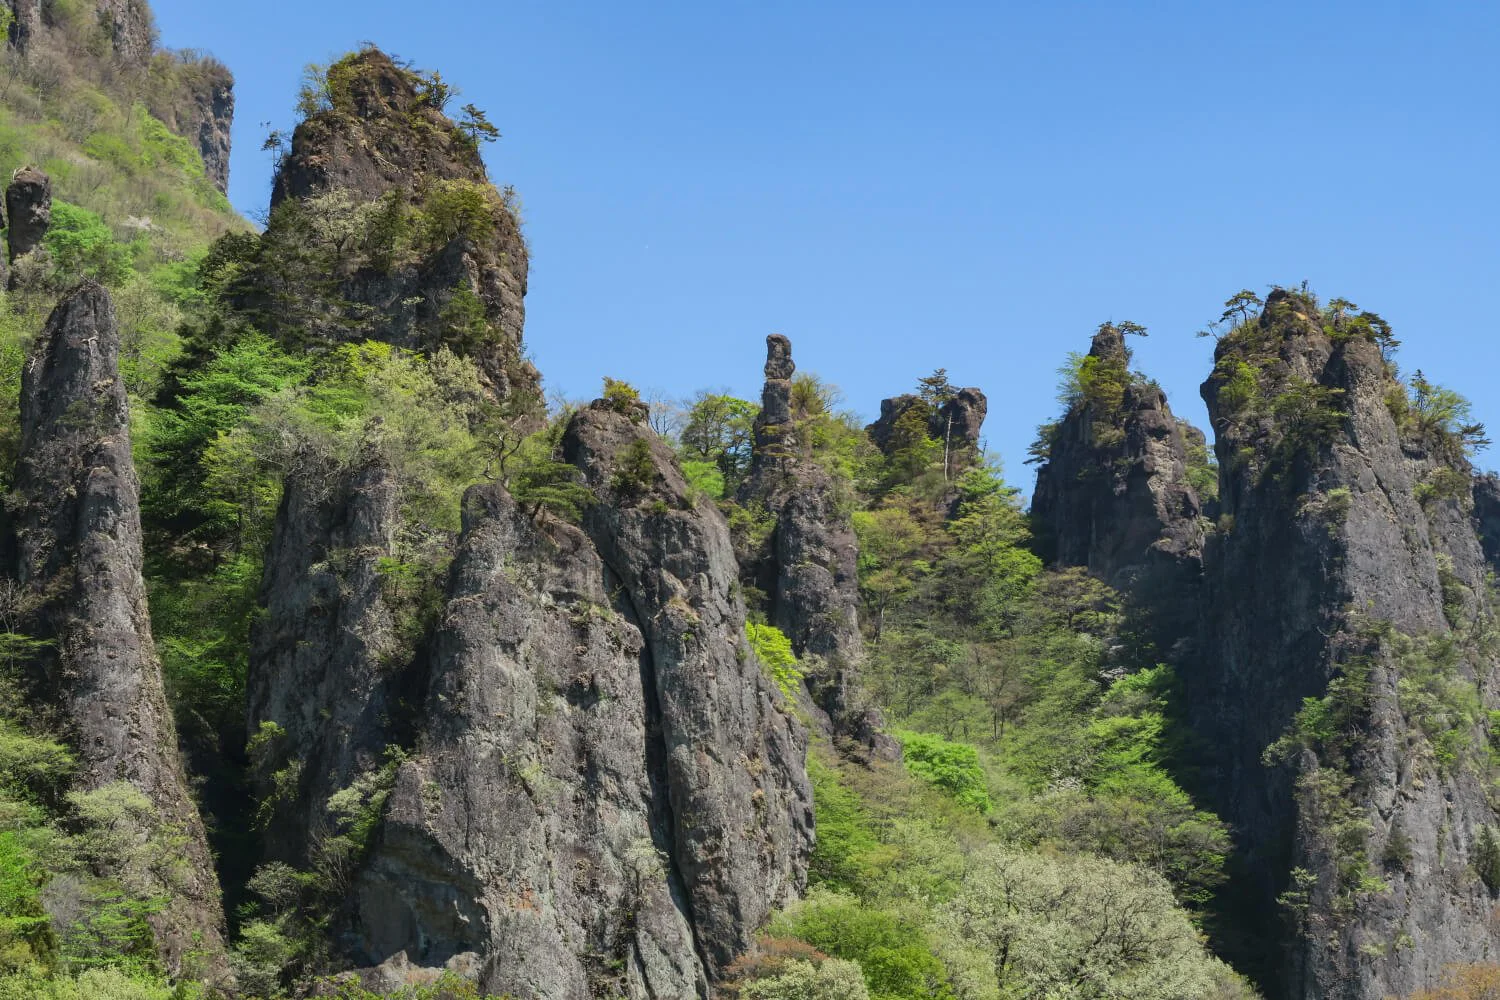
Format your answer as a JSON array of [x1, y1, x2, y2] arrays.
[[679, 392, 758, 492]]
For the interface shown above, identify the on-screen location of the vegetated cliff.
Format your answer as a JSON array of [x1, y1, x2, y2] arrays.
[[738, 335, 874, 739], [1197, 288, 1500, 1000], [234, 50, 810, 997], [247, 395, 812, 998], [249, 47, 535, 402], [1038, 290, 1500, 999], [867, 383, 988, 473], [1029, 322, 1206, 649], [3, 0, 235, 193], [0, 282, 227, 976]]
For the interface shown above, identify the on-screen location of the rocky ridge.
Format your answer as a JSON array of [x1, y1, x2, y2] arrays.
[[1036, 291, 1500, 999]]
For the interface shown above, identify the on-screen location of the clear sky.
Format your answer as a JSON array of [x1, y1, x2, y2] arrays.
[[149, 0, 1500, 491]]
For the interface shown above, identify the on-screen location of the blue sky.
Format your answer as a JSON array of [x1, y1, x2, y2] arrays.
[[150, 0, 1500, 490]]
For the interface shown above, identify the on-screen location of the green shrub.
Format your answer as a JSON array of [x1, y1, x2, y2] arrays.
[[896, 732, 991, 813], [44, 201, 132, 285], [746, 623, 805, 700]]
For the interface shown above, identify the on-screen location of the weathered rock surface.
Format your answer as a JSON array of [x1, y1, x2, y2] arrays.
[[866, 386, 988, 458], [263, 48, 535, 403], [253, 401, 812, 996], [6, 165, 51, 264], [739, 335, 874, 741], [349, 485, 705, 999], [1031, 322, 1205, 593], [1192, 289, 1500, 999], [148, 55, 235, 193], [562, 403, 813, 978], [246, 460, 414, 865], [0, 282, 226, 976]]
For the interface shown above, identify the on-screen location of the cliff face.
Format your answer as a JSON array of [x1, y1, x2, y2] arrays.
[[3, 0, 235, 193], [0, 283, 226, 976], [1039, 292, 1500, 999], [250, 400, 812, 997], [246, 461, 416, 865], [260, 48, 535, 403], [1194, 289, 1500, 1000]]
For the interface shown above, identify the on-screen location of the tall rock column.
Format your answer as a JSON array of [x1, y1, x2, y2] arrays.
[[739, 335, 871, 737], [7, 165, 51, 266], [1194, 288, 1500, 999], [1, 283, 227, 976]]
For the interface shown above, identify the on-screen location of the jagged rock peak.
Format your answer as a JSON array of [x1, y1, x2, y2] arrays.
[[1031, 321, 1204, 587], [6, 165, 50, 264], [738, 336, 883, 751], [258, 46, 536, 405], [4, 282, 228, 977], [271, 47, 488, 209]]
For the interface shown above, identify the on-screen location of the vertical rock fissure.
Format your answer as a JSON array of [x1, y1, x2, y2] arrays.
[[601, 559, 712, 997]]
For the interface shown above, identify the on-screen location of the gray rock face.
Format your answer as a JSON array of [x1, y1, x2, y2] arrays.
[[263, 48, 535, 404], [91, 0, 155, 66], [1031, 323, 1205, 592], [562, 404, 814, 978], [740, 336, 874, 742], [349, 484, 705, 999], [246, 461, 411, 865], [6, 165, 51, 264], [1, 283, 226, 976], [1193, 289, 1500, 999], [254, 401, 811, 995]]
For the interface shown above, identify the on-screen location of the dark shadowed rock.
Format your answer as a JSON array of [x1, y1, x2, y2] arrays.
[[246, 459, 415, 865], [6, 165, 50, 264], [1, 282, 227, 977], [1192, 288, 1500, 999]]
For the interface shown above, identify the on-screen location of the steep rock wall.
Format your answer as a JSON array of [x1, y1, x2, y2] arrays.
[[1195, 290, 1500, 999], [0, 283, 227, 976]]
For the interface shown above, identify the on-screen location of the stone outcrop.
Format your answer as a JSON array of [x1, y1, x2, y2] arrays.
[[1190, 288, 1500, 999], [249, 399, 812, 997], [246, 460, 415, 865], [6, 165, 51, 264], [1030, 322, 1205, 593], [148, 55, 235, 194], [0, 283, 227, 977], [867, 386, 988, 458], [262, 48, 535, 403], [739, 336, 874, 741]]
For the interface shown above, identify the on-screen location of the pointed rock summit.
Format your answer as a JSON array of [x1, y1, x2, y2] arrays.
[[1031, 321, 1205, 591], [1, 282, 227, 976]]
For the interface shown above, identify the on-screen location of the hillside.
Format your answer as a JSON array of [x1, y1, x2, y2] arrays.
[[0, 6, 1497, 1000]]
